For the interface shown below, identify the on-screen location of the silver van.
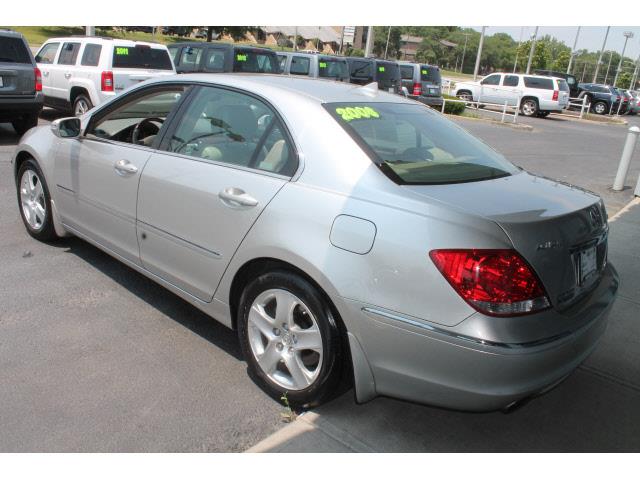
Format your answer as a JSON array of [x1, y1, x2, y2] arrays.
[[276, 52, 349, 82]]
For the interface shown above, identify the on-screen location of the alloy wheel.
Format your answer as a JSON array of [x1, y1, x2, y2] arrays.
[[74, 99, 89, 116], [522, 100, 537, 116], [19, 169, 46, 231]]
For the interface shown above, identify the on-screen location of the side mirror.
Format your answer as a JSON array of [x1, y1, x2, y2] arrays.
[[51, 117, 81, 139], [401, 86, 409, 98]]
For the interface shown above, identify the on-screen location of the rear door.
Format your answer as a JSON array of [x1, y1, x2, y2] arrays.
[[375, 61, 400, 93], [498, 74, 521, 106], [111, 44, 175, 93], [399, 65, 414, 93], [175, 45, 203, 73], [137, 85, 298, 301], [0, 35, 36, 97], [419, 65, 441, 97], [52, 41, 81, 103], [35, 42, 61, 100]]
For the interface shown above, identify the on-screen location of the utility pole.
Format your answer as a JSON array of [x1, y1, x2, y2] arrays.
[[513, 26, 524, 73], [473, 26, 485, 81], [614, 31, 634, 87], [460, 32, 470, 73], [85, 26, 95, 36], [364, 26, 374, 58], [631, 52, 640, 90], [593, 26, 610, 83], [526, 26, 539, 74], [384, 26, 391, 60], [581, 62, 587, 83], [567, 26, 581, 74], [604, 51, 613, 84], [294, 26, 298, 52]]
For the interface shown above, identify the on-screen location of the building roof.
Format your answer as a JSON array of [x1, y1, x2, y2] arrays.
[[260, 26, 340, 43], [400, 35, 423, 44]]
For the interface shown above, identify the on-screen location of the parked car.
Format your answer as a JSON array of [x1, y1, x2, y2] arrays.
[[34, 37, 175, 116], [12, 75, 618, 411], [534, 69, 579, 98], [614, 88, 631, 115], [454, 73, 570, 117], [628, 90, 640, 115], [346, 57, 401, 93], [576, 83, 620, 115], [276, 52, 349, 82], [0, 29, 43, 135], [168, 42, 280, 75], [398, 61, 443, 108]]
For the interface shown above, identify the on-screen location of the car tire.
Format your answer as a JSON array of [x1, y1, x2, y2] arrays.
[[73, 94, 93, 116], [457, 90, 473, 102], [521, 98, 539, 117], [238, 270, 346, 409], [16, 158, 58, 242], [592, 101, 608, 115], [11, 113, 39, 136]]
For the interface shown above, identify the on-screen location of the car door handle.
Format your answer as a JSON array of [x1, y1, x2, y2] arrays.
[[218, 188, 258, 208], [42, 71, 49, 77], [64, 73, 71, 79], [114, 159, 138, 176]]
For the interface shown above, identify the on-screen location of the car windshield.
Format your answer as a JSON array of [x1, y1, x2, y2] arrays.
[[326, 102, 518, 185], [420, 65, 441, 84], [0, 36, 31, 63], [233, 49, 279, 73], [318, 58, 348, 79], [112, 45, 173, 70]]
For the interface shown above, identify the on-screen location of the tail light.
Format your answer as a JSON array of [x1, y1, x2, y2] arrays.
[[101, 71, 114, 92], [412, 82, 422, 96], [552, 90, 559, 101], [429, 249, 550, 316], [34, 67, 42, 92]]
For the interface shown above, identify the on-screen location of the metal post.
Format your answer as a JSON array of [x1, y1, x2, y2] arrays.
[[613, 126, 640, 191], [364, 26, 374, 58], [593, 27, 610, 83], [635, 169, 640, 197], [513, 95, 521, 123], [567, 26, 581, 74], [460, 33, 470, 73], [294, 26, 298, 52], [501, 101, 508, 123], [617, 96, 623, 116], [614, 32, 634, 87], [604, 51, 613, 84], [473, 27, 485, 81], [526, 27, 538, 74], [580, 95, 587, 119], [441, 98, 446, 114], [85, 26, 95, 37], [384, 26, 391, 60]]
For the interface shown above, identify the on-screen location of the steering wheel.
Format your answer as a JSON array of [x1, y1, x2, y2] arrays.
[[132, 117, 164, 145]]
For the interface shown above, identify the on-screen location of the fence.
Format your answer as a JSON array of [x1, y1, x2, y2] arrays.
[[556, 96, 591, 119], [441, 96, 521, 124]]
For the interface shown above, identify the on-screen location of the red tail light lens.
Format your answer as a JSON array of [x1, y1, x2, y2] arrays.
[[429, 249, 550, 316], [412, 82, 422, 96], [34, 67, 42, 92], [552, 90, 559, 101], [101, 71, 114, 92]]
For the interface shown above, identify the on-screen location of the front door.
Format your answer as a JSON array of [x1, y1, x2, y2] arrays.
[[53, 84, 188, 265], [137, 85, 298, 301], [479, 73, 501, 103], [34, 42, 61, 102]]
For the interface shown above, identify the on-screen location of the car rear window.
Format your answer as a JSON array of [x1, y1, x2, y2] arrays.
[[420, 65, 441, 84], [0, 36, 31, 64], [112, 45, 173, 70], [350, 60, 373, 80], [557, 79, 569, 92], [233, 49, 278, 73], [318, 58, 348, 79], [376, 62, 399, 83], [290, 56, 310, 75], [326, 102, 518, 185], [400, 65, 414, 80], [523, 77, 554, 90]]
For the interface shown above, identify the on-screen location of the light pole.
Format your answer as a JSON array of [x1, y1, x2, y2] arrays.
[[604, 51, 613, 84], [593, 26, 610, 83], [460, 32, 470, 74], [473, 26, 485, 81], [567, 26, 581, 74], [384, 26, 391, 59], [364, 26, 374, 58], [631, 52, 640, 90], [525, 27, 539, 74], [614, 31, 634, 87]]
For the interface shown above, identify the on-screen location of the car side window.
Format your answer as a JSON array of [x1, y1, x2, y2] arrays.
[[180, 46, 203, 70], [277, 55, 287, 72], [523, 77, 554, 89], [480, 74, 500, 86], [57, 42, 81, 66], [351, 60, 373, 80], [290, 56, 310, 75], [81, 44, 102, 67], [400, 65, 414, 80], [35, 42, 60, 64], [167, 46, 180, 65], [204, 49, 226, 72], [503, 75, 519, 87], [86, 86, 187, 146], [166, 86, 297, 176]]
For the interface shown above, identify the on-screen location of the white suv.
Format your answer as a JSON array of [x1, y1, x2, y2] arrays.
[[35, 37, 175, 115], [454, 73, 570, 117]]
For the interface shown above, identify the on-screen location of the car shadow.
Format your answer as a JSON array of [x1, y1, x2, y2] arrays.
[[60, 236, 243, 361], [0, 123, 20, 145]]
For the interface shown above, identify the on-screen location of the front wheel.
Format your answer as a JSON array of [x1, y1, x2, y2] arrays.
[[521, 98, 539, 117], [73, 94, 93, 116], [238, 270, 346, 408], [16, 158, 58, 241], [592, 101, 608, 115]]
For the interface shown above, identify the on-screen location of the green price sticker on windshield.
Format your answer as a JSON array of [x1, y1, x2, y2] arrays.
[[236, 54, 247, 62], [421, 69, 428, 75], [378, 66, 385, 72], [335, 106, 380, 122], [116, 47, 129, 55], [319, 62, 327, 68]]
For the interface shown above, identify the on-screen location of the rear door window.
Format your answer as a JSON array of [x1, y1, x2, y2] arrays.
[[290, 56, 310, 75], [523, 77, 554, 89], [233, 49, 278, 73], [0, 36, 32, 64], [35, 42, 60, 64], [204, 48, 227, 72], [57, 42, 81, 65], [179, 46, 203, 70], [112, 45, 173, 70], [503, 75, 519, 87], [557, 79, 569, 92], [420, 65, 441, 84], [81, 44, 102, 66]]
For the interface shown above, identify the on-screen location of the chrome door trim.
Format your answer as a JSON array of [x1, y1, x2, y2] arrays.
[[137, 220, 223, 260]]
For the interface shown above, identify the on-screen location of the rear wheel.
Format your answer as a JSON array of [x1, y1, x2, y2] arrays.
[[11, 113, 39, 136], [592, 101, 608, 115], [537, 111, 550, 118], [457, 90, 473, 102], [73, 94, 93, 116], [16, 158, 58, 241], [521, 98, 539, 117], [238, 270, 346, 408]]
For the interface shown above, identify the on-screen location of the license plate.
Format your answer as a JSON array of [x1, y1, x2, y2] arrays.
[[0, 77, 3, 87], [429, 88, 437, 94], [579, 246, 597, 284]]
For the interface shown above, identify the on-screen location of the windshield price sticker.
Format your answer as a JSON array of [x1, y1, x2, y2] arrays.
[[115, 47, 129, 55], [335, 106, 380, 122], [236, 54, 248, 62], [319, 62, 327, 68], [421, 69, 428, 75], [378, 66, 385, 72]]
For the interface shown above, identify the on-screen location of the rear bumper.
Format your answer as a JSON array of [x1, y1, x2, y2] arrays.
[[0, 92, 43, 120], [344, 264, 619, 411]]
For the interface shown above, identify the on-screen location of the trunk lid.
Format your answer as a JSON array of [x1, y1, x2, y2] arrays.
[[406, 171, 608, 309], [0, 64, 35, 95]]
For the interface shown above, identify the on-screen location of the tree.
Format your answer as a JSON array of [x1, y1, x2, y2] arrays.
[[516, 40, 550, 72], [552, 50, 571, 72], [373, 26, 402, 59], [617, 72, 632, 89]]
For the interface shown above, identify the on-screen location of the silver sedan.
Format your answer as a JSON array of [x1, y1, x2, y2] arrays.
[[12, 74, 618, 411]]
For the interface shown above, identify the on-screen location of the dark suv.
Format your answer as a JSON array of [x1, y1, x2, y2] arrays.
[[399, 61, 443, 107], [346, 57, 401, 94], [168, 42, 280, 74], [577, 83, 621, 115], [534, 69, 579, 98], [0, 30, 43, 135]]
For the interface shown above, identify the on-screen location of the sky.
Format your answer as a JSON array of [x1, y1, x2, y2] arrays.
[[470, 26, 640, 60]]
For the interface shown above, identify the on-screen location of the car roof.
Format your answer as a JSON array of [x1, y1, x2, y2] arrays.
[[42, 37, 167, 48], [160, 73, 415, 104], [0, 29, 25, 39], [170, 42, 275, 53]]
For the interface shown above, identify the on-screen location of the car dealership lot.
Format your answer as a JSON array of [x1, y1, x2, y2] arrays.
[[1, 110, 639, 451]]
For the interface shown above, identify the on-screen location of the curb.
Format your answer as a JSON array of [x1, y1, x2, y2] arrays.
[[446, 113, 534, 131]]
